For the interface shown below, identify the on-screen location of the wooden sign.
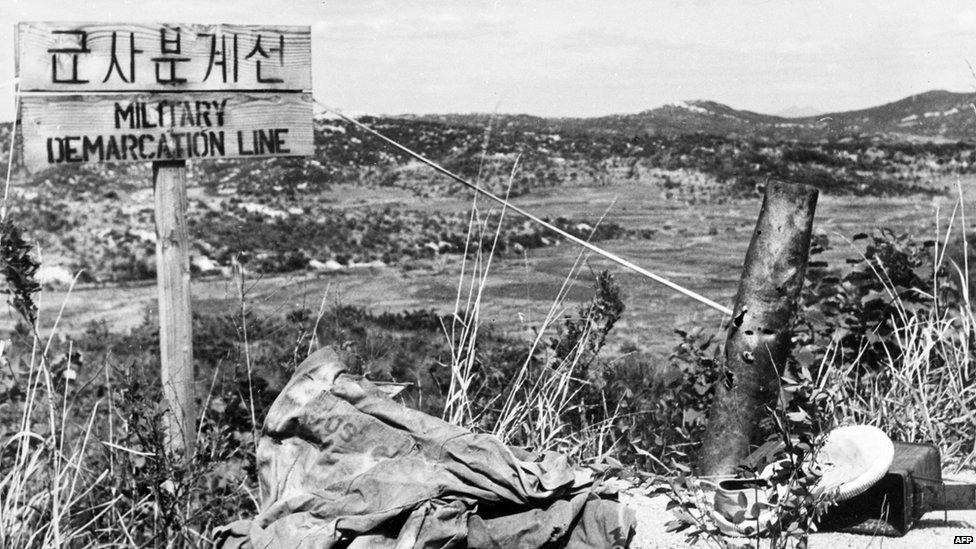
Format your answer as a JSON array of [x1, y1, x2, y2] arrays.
[[17, 22, 313, 172], [17, 22, 311, 92], [14, 21, 316, 461], [21, 93, 313, 166]]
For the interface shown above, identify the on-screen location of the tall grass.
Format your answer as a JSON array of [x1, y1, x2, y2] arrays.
[[0, 302, 288, 547], [814, 189, 976, 472], [0, 260, 274, 547], [441, 155, 625, 461], [0, 287, 122, 546]]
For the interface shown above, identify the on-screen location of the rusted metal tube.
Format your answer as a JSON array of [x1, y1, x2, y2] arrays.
[[699, 181, 818, 475]]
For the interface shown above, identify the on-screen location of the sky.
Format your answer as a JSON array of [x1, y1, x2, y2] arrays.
[[3, 0, 976, 120]]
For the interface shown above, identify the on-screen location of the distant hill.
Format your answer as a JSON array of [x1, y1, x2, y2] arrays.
[[791, 90, 976, 138], [410, 90, 976, 141]]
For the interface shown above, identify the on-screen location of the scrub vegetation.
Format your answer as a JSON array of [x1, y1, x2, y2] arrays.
[[0, 93, 974, 546]]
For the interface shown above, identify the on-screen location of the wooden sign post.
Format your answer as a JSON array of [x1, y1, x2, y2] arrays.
[[154, 160, 194, 456], [16, 22, 313, 459]]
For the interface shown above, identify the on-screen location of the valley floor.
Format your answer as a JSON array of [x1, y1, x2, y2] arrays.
[[4, 187, 964, 363]]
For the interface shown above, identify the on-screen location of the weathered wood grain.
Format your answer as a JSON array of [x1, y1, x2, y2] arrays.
[[18, 22, 311, 92], [20, 92, 313, 170], [154, 160, 196, 460]]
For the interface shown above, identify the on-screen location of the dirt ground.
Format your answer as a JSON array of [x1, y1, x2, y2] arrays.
[[623, 472, 976, 548]]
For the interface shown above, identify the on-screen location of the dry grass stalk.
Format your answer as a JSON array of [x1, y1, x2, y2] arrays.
[[816, 187, 976, 472]]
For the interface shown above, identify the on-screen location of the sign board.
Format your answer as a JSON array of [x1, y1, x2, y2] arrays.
[[17, 22, 311, 92], [21, 93, 313, 166], [16, 22, 313, 171]]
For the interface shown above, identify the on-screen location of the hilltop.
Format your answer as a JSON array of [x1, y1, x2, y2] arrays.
[[411, 90, 976, 141]]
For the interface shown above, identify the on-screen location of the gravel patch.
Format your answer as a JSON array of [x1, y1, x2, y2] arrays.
[[621, 491, 689, 549]]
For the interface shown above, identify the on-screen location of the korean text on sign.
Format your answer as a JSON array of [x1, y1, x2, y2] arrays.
[[17, 23, 312, 92]]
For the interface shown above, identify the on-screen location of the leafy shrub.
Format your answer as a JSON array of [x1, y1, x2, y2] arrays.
[[659, 391, 833, 549], [796, 228, 943, 373], [800, 221, 976, 470], [0, 219, 40, 324]]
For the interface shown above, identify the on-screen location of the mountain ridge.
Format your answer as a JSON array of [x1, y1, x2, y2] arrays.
[[405, 89, 976, 141]]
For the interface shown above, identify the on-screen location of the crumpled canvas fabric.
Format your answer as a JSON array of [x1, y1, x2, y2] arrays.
[[215, 347, 635, 548]]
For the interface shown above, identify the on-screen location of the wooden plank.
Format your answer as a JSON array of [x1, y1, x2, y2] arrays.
[[18, 22, 311, 92], [154, 160, 195, 460], [698, 181, 818, 475], [20, 92, 313, 170]]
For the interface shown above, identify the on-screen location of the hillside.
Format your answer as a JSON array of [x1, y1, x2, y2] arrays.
[[794, 89, 976, 137], [413, 90, 976, 141], [0, 89, 973, 284]]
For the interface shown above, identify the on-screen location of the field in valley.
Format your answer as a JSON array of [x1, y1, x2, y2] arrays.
[[4, 176, 960, 363]]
